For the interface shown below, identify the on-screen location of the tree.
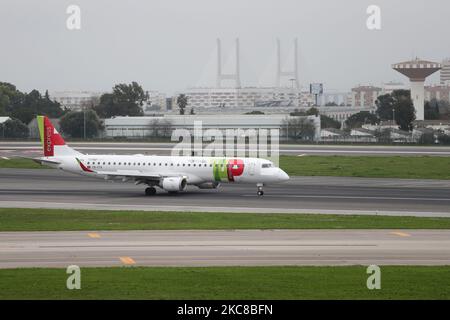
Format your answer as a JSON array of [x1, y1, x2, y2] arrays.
[[1, 118, 29, 138], [0, 82, 24, 116], [418, 132, 435, 144], [190, 108, 195, 115], [94, 82, 147, 118], [345, 111, 379, 129], [176, 94, 188, 115], [424, 101, 440, 120], [60, 110, 103, 138], [282, 117, 316, 141], [150, 118, 172, 137], [376, 90, 415, 131], [374, 128, 392, 143], [10, 89, 64, 124], [437, 134, 450, 145], [0, 83, 63, 124], [306, 107, 319, 116], [245, 110, 264, 115], [321, 115, 341, 129], [289, 109, 306, 116]]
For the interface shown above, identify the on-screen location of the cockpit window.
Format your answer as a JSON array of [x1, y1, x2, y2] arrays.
[[262, 163, 273, 168]]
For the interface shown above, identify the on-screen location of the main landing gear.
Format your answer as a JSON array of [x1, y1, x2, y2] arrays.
[[257, 183, 264, 196], [145, 186, 157, 196]]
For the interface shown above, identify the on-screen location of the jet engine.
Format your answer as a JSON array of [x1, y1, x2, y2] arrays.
[[160, 177, 187, 192]]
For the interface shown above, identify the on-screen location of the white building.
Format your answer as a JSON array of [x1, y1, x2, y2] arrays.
[[381, 81, 407, 95], [441, 58, 450, 85], [318, 106, 376, 125], [320, 128, 346, 139], [104, 114, 321, 140], [363, 120, 399, 131], [183, 87, 314, 110], [143, 91, 167, 113], [50, 91, 105, 111]]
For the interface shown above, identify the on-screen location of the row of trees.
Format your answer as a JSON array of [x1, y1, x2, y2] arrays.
[[0, 82, 65, 124], [0, 82, 66, 138]]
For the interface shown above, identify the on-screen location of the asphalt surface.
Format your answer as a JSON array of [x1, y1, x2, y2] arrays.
[[1, 169, 449, 217], [2, 141, 450, 156], [0, 230, 448, 268]]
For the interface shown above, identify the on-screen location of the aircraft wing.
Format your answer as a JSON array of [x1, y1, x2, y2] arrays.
[[94, 170, 184, 183], [18, 156, 61, 166]]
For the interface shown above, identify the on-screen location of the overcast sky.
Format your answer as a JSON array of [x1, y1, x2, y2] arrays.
[[1, 0, 449, 95]]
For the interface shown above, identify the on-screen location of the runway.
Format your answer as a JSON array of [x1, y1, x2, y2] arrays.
[[2, 141, 450, 156], [0, 230, 449, 268], [1, 169, 449, 217]]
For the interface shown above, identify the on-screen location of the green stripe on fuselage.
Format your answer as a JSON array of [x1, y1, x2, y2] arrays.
[[212, 158, 228, 182]]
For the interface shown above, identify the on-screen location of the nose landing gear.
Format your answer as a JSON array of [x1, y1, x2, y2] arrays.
[[257, 183, 264, 196]]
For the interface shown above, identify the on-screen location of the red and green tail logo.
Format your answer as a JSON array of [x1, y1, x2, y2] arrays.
[[37, 116, 66, 157]]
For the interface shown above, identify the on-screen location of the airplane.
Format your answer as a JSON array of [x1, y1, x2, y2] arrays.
[[31, 116, 290, 196]]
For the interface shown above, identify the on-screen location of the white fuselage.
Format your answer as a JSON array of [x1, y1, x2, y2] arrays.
[[45, 154, 289, 186]]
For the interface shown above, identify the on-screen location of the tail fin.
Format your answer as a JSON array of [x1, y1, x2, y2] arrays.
[[37, 116, 81, 157]]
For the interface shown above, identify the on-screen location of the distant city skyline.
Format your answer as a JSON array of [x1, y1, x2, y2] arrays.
[[1, 0, 449, 95]]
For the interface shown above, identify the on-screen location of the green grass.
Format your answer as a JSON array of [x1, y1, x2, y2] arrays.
[[1, 208, 450, 231], [1, 155, 450, 179], [0, 158, 46, 169], [280, 155, 450, 179], [0, 266, 448, 299]]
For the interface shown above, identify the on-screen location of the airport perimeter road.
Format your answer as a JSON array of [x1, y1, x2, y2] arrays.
[[0, 230, 449, 268], [2, 141, 450, 156], [0, 169, 449, 217]]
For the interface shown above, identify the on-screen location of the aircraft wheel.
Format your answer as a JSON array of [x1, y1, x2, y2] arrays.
[[145, 187, 157, 196], [257, 190, 264, 196]]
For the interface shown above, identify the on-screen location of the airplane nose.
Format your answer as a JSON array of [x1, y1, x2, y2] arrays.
[[278, 169, 290, 182]]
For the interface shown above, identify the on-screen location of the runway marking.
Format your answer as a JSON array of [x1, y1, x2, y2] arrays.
[[1, 157, 9, 160], [242, 194, 450, 202], [88, 233, 101, 238], [390, 231, 411, 237], [119, 257, 136, 265], [297, 154, 307, 157]]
